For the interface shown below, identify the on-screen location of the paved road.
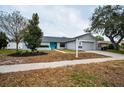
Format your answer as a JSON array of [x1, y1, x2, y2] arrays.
[[0, 51, 124, 73]]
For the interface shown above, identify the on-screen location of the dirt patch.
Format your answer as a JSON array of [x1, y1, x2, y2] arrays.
[[0, 51, 108, 65], [0, 60, 124, 87]]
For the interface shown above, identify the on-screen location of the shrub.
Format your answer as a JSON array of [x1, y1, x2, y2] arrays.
[[101, 46, 108, 50], [107, 44, 114, 49], [16, 51, 23, 55], [0, 32, 8, 49]]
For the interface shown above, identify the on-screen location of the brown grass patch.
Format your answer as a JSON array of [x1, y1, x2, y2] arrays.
[[0, 60, 124, 87], [0, 51, 107, 65]]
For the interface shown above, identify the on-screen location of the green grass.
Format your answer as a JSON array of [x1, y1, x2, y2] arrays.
[[106, 50, 124, 54], [0, 49, 27, 55], [62, 49, 84, 53], [0, 49, 17, 54]]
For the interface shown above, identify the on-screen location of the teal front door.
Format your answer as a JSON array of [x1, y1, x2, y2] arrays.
[[50, 42, 57, 49]]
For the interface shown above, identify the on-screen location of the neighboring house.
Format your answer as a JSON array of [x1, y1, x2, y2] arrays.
[[7, 33, 98, 50], [97, 40, 124, 50], [97, 41, 111, 50]]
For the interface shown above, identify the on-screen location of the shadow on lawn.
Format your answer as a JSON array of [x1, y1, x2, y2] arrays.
[[8, 51, 48, 57]]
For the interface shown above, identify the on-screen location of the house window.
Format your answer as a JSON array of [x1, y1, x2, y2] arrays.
[[60, 43, 65, 47], [40, 45, 49, 48]]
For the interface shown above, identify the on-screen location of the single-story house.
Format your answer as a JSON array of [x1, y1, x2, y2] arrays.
[[7, 33, 98, 50]]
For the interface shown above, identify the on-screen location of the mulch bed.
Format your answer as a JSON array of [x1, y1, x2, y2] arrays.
[[8, 52, 48, 57]]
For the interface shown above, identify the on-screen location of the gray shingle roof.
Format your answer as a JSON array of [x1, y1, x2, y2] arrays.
[[42, 33, 94, 43], [42, 36, 74, 43]]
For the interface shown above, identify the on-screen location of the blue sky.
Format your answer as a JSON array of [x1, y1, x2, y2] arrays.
[[0, 5, 101, 38]]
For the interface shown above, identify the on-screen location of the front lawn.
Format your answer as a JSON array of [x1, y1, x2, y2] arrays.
[[0, 49, 17, 54], [106, 50, 124, 54], [61, 49, 84, 53], [0, 60, 124, 87], [0, 49, 108, 65]]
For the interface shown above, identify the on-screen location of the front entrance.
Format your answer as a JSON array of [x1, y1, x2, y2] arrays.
[[50, 42, 57, 49]]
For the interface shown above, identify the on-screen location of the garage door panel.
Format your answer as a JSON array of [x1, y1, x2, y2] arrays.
[[79, 42, 94, 50]]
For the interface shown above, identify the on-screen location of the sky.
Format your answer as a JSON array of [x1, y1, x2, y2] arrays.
[[0, 5, 108, 39]]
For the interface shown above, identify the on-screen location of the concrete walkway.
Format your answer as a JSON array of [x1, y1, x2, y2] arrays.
[[0, 51, 124, 73], [54, 49, 66, 53]]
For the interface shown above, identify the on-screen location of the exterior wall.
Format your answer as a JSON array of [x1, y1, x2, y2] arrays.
[[57, 42, 60, 49], [7, 42, 24, 49], [66, 34, 97, 50], [77, 34, 97, 50], [7, 42, 51, 50], [78, 34, 96, 42], [66, 41, 76, 50]]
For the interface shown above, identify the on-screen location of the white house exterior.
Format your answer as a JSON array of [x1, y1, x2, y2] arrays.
[[7, 33, 98, 51], [66, 34, 97, 50]]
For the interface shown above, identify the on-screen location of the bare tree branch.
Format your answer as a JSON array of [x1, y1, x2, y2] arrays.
[[0, 11, 27, 51]]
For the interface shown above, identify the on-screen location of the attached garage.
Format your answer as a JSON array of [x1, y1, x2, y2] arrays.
[[78, 41, 95, 50], [65, 33, 97, 51]]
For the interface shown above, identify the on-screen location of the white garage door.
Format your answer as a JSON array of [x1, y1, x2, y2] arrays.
[[79, 41, 95, 50]]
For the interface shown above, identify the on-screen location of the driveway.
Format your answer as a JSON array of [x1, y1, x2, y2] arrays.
[[0, 51, 124, 73], [86, 51, 124, 59]]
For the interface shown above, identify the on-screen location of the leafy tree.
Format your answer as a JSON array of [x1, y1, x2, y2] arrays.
[[89, 5, 124, 50], [95, 35, 104, 41], [0, 11, 27, 51], [0, 32, 8, 49], [24, 13, 43, 52]]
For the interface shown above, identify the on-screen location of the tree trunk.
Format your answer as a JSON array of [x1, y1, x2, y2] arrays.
[[109, 37, 119, 50], [16, 42, 19, 51], [112, 43, 119, 50]]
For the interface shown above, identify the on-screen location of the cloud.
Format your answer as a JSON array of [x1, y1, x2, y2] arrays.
[[0, 5, 96, 37]]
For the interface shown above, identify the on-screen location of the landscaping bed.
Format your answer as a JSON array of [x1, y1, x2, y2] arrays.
[[0, 49, 108, 65], [8, 51, 48, 57], [0, 60, 124, 87]]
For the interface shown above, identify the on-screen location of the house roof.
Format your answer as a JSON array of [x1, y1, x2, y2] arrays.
[[74, 33, 93, 38], [42, 33, 95, 43], [64, 33, 96, 42], [42, 36, 73, 43], [9, 33, 96, 43]]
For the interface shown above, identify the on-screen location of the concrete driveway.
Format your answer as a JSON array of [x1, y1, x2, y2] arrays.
[[86, 51, 124, 59], [0, 51, 124, 73]]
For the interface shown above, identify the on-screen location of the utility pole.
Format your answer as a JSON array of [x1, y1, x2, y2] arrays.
[[76, 38, 78, 58]]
